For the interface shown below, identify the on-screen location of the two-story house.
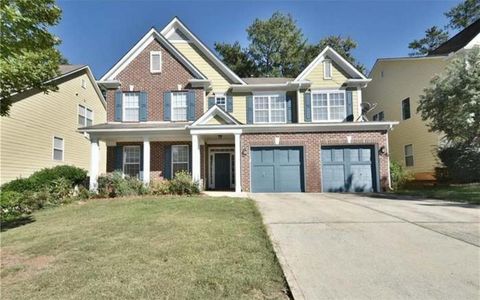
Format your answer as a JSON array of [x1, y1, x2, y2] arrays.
[[365, 20, 479, 181], [0, 65, 107, 185], [83, 17, 396, 193]]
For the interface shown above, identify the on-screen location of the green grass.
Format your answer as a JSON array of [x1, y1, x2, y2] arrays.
[[1, 196, 289, 299], [393, 184, 480, 204]]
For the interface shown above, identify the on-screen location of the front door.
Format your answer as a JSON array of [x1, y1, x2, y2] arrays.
[[214, 153, 231, 189]]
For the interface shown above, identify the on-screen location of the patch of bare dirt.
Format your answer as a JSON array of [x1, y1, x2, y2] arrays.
[[1, 248, 55, 284]]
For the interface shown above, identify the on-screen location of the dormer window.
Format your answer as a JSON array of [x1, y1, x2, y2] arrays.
[[150, 51, 162, 73], [323, 59, 332, 79], [215, 94, 226, 110]]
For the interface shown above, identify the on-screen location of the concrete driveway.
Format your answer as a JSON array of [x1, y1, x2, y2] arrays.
[[251, 193, 480, 300]]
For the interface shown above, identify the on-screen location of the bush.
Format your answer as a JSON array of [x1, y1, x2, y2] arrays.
[[149, 180, 171, 195], [168, 171, 199, 195], [97, 171, 148, 198], [390, 161, 414, 190], [0, 191, 32, 222], [1, 165, 87, 193], [437, 144, 480, 183]]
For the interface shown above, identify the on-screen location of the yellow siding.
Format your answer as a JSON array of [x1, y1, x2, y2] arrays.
[[0, 72, 107, 185], [364, 58, 447, 177], [306, 59, 349, 89], [206, 115, 228, 125], [171, 42, 232, 96], [231, 93, 248, 123]]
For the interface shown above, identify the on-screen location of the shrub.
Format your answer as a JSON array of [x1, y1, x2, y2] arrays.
[[1, 165, 87, 193], [149, 180, 170, 195], [390, 161, 413, 190], [97, 172, 149, 198], [0, 191, 32, 222], [168, 171, 199, 195], [437, 144, 480, 183]]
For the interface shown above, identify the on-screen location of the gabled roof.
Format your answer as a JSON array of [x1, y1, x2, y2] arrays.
[[429, 19, 480, 55], [294, 46, 368, 82], [160, 17, 246, 85], [100, 28, 207, 81], [191, 105, 242, 126]]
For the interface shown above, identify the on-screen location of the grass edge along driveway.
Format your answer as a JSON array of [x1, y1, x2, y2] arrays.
[[1, 196, 290, 300]]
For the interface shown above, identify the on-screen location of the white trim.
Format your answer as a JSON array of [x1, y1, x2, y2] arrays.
[[52, 136, 64, 161], [208, 147, 235, 189], [160, 17, 246, 85], [310, 89, 347, 122], [191, 105, 240, 126], [295, 46, 367, 82], [252, 92, 287, 124], [89, 138, 99, 191], [323, 59, 332, 79], [356, 87, 362, 121], [171, 91, 188, 121], [150, 51, 162, 73], [171, 144, 190, 177], [143, 138, 150, 184], [100, 28, 206, 81], [122, 92, 140, 122]]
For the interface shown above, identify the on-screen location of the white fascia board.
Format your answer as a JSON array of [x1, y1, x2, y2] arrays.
[[295, 46, 367, 82], [191, 105, 240, 126], [190, 128, 243, 135], [79, 126, 188, 134], [231, 81, 311, 92], [160, 17, 246, 85], [100, 28, 206, 81]]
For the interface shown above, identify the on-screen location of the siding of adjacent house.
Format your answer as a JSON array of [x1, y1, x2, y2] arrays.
[[364, 57, 447, 180], [0, 72, 107, 185]]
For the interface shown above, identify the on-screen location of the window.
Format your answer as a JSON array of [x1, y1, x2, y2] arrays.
[[81, 79, 87, 89], [123, 146, 141, 178], [404, 144, 414, 167], [253, 94, 286, 123], [123, 93, 140, 122], [311, 91, 346, 121], [215, 95, 226, 110], [53, 137, 64, 161], [172, 145, 189, 175], [402, 98, 411, 120], [78, 105, 93, 127], [372, 111, 384, 121], [171, 92, 188, 121], [323, 59, 332, 79], [150, 51, 162, 73]]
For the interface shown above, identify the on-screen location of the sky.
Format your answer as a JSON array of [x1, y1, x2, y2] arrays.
[[53, 0, 462, 78]]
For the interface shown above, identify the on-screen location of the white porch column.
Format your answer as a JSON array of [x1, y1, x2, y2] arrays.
[[89, 138, 100, 192], [143, 138, 150, 185], [234, 133, 242, 193], [191, 134, 201, 183]]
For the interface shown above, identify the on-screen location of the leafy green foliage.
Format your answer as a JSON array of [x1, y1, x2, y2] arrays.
[[1, 165, 87, 193], [215, 11, 365, 77], [0, 0, 63, 116], [445, 0, 480, 30], [168, 171, 200, 195], [390, 161, 414, 190], [418, 48, 480, 146], [437, 144, 480, 183], [97, 171, 148, 198], [0, 191, 32, 222], [408, 26, 449, 56]]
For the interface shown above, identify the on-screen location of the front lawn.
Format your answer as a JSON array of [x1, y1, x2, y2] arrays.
[[393, 184, 480, 204], [1, 196, 289, 299]]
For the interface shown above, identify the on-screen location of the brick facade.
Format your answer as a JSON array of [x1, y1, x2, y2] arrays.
[[240, 131, 390, 192], [105, 40, 204, 122]]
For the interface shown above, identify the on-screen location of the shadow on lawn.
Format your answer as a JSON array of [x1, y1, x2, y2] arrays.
[[1, 216, 35, 232]]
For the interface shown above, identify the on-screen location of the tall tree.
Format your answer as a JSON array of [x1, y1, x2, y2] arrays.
[[417, 47, 480, 145], [308, 35, 366, 74], [215, 12, 365, 78], [445, 0, 480, 30], [408, 26, 450, 56], [246, 12, 306, 77], [214, 42, 258, 78], [0, 0, 63, 116]]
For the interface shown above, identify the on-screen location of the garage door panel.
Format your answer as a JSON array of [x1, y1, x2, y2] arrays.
[[276, 165, 302, 192], [322, 165, 346, 192], [251, 147, 304, 193], [251, 166, 275, 192], [350, 165, 373, 192], [322, 146, 376, 193]]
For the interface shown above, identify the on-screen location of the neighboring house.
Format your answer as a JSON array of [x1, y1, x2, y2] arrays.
[[84, 17, 396, 193], [364, 20, 479, 181], [0, 65, 107, 185]]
